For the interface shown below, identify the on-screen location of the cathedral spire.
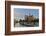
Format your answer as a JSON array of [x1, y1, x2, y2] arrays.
[[29, 12, 30, 16]]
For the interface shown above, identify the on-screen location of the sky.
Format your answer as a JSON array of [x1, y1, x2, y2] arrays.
[[14, 8, 39, 21]]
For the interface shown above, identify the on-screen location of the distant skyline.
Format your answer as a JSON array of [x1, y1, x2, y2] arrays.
[[14, 8, 39, 21]]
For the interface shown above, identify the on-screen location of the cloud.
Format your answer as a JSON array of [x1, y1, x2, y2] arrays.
[[14, 12, 25, 21], [14, 12, 25, 17]]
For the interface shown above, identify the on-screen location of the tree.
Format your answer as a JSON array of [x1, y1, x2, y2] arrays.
[[19, 19, 22, 22], [34, 18, 39, 22]]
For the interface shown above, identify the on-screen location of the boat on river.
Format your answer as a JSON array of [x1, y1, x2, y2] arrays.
[[19, 22, 34, 27]]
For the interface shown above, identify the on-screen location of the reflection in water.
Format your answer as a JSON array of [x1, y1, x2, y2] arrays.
[[15, 22, 39, 27]]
